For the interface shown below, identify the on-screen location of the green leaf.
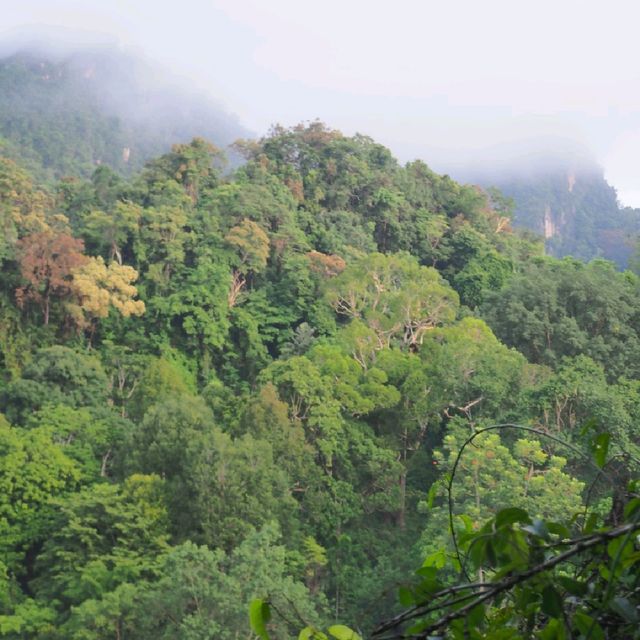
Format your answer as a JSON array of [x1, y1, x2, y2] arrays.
[[299, 628, 328, 640], [574, 611, 604, 640], [538, 618, 564, 640], [557, 576, 588, 596], [624, 497, 640, 520], [405, 619, 431, 635], [485, 540, 497, 567], [328, 625, 361, 640], [599, 564, 611, 581], [414, 565, 443, 596], [579, 418, 599, 437], [610, 596, 638, 623], [249, 599, 271, 640], [495, 507, 531, 528], [465, 603, 485, 628], [398, 586, 414, 607], [541, 585, 563, 619], [607, 536, 634, 562], [521, 518, 549, 540], [414, 578, 443, 599], [590, 433, 610, 468], [492, 560, 522, 580], [547, 522, 570, 539], [456, 513, 475, 534], [468, 537, 489, 567], [583, 512, 598, 534], [622, 550, 640, 569], [425, 482, 438, 509], [415, 566, 438, 580], [421, 549, 447, 569]]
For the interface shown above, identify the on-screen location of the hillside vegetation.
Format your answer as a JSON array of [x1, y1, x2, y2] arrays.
[[0, 121, 639, 638], [0, 48, 248, 180], [482, 164, 640, 268]]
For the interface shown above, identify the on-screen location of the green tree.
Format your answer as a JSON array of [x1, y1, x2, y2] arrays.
[[326, 252, 459, 350], [32, 475, 169, 621], [81, 201, 141, 265], [419, 419, 584, 559], [0, 419, 80, 574], [143, 138, 223, 205], [2, 346, 109, 424], [225, 218, 270, 307], [482, 257, 640, 380], [127, 356, 193, 422], [131, 525, 324, 640]]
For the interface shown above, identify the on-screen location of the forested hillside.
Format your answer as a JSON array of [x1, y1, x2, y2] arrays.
[[0, 48, 248, 181], [476, 162, 640, 268], [1, 122, 639, 639]]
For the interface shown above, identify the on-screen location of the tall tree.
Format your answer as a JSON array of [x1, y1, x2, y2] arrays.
[[15, 231, 87, 325], [224, 218, 270, 307], [82, 201, 141, 265], [67, 256, 145, 339], [326, 252, 459, 350]]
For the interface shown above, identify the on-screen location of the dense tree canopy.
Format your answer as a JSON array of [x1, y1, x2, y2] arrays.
[[0, 122, 638, 639]]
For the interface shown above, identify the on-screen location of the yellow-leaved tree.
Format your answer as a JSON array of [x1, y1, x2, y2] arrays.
[[68, 256, 145, 341], [224, 218, 270, 306]]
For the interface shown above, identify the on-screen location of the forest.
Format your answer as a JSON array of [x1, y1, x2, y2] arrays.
[[487, 165, 640, 269], [0, 121, 639, 639]]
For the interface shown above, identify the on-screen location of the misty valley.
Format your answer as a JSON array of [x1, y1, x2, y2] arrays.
[[0, 44, 640, 640]]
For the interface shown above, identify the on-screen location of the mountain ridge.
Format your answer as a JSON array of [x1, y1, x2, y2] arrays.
[[1, 43, 638, 267], [0, 45, 250, 180], [470, 162, 640, 268]]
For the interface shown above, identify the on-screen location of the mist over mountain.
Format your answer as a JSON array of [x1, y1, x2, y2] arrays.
[[447, 139, 640, 268], [1, 35, 639, 268], [0, 41, 250, 179], [458, 157, 640, 269], [3, 13, 640, 638]]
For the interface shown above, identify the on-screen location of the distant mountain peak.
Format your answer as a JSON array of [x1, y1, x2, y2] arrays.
[[473, 160, 640, 268], [0, 42, 250, 179]]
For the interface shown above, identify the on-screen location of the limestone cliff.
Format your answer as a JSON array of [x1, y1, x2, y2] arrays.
[[483, 164, 640, 268]]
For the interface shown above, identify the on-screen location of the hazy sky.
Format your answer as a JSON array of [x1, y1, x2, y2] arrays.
[[2, 0, 640, 204]]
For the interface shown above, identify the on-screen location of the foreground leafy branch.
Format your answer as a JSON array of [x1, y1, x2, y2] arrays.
[[373, 517, 640, 638], [253, 423, 640, 639]]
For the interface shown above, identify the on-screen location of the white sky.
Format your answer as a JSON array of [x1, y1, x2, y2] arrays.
[[1, 0, 640, 204]]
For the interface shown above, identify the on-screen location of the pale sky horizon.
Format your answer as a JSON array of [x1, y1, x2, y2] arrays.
[[1, 0, 640, 205]]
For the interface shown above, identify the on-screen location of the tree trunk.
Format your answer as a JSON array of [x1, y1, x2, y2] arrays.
[[101, 449, 111, 477], [397, 469, 406, 529], [113, 243, 123, 266], [397, 431, 408, 529]]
